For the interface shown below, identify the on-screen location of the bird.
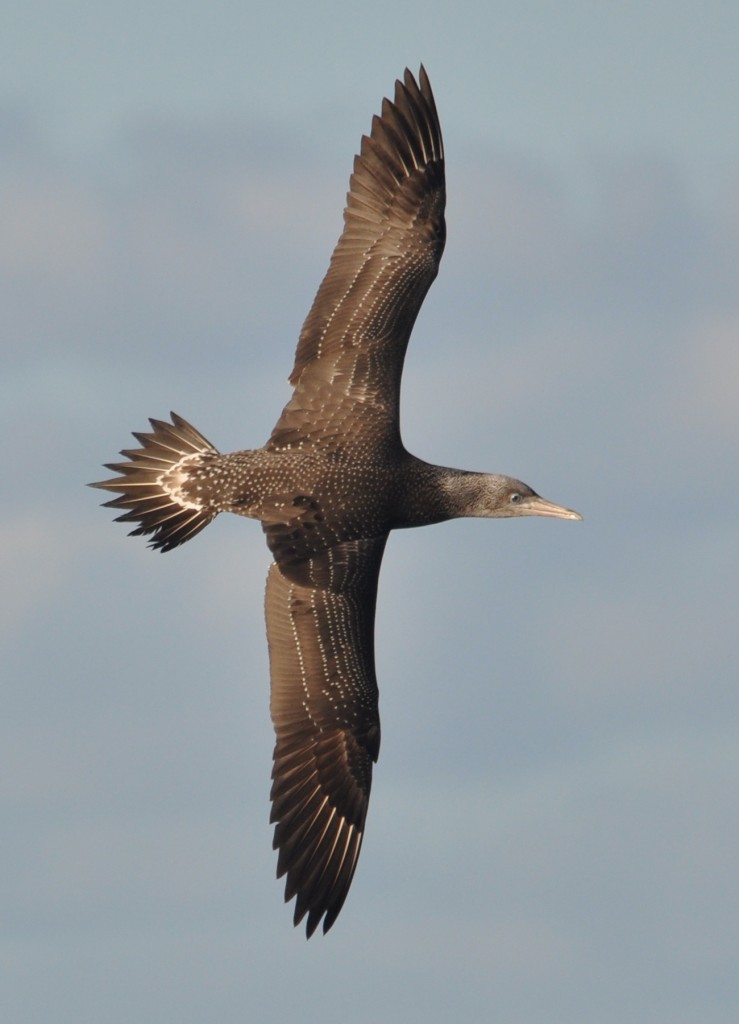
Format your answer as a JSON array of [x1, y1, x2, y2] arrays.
[[92, 66, 582, 938]]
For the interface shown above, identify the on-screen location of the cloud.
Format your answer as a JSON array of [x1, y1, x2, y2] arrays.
[[668, 313, 739, 438], [0, 515, 70, 640], [0, 177, 106, 283]]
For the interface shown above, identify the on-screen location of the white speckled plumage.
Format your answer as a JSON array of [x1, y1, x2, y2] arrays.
[[92, 68, 581, 938]]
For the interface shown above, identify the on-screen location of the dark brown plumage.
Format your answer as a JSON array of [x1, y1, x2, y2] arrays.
[[92, 67, 581, 937]]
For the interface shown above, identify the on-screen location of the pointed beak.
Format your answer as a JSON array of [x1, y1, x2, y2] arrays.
[[524, 495, 583, 521]]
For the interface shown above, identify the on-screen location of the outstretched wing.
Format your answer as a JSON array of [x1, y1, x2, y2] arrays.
[[265, 536, 387, 936], [269, 66, 445, 452]]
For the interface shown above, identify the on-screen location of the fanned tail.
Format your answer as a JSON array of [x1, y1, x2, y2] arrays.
[[91, 412, 221, 552]]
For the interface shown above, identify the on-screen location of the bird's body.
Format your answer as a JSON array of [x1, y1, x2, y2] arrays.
[[93, 68, 581, 937]]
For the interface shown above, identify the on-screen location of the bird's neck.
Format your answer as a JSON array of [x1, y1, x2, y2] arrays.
[[394, 459, 494, 527]]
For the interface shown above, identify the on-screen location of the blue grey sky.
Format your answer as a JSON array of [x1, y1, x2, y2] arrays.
[[3, 2, 738, 1022]]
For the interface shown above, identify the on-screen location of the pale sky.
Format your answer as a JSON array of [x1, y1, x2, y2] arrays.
[[3, 3, 739, 1023]]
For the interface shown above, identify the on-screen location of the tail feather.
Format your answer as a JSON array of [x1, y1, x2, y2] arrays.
[[91, 411, 221, 552]]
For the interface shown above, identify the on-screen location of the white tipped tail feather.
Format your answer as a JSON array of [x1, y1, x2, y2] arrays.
[[91, 412, 221, 552]]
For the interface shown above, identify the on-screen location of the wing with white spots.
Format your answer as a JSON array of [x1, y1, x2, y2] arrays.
[[264, 536, 387, 936], [268, 67, 445, 452]]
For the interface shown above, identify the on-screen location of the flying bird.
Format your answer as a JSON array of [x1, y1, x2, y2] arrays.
[[92, 67, 581, 937]]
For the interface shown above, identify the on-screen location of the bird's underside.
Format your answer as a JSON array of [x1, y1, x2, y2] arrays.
[[92, 67, 581, 937]]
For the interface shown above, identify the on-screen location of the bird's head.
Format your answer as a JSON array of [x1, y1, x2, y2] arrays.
[[451, 472, 583, 521]]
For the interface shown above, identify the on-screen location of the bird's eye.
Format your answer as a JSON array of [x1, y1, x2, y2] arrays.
[[510, 492, 522, 504]]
